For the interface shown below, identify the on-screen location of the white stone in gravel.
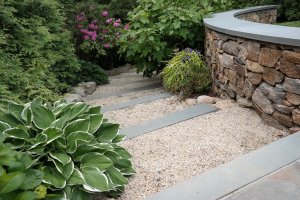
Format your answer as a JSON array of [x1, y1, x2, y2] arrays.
[[185, 98, 197, 106], [115, 104, 286, 200], [197, 95, 221, 104], [215, 99, 236, 110], [64, 94, 83, 103]]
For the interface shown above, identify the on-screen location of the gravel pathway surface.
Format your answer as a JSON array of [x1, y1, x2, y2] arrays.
[[116, 102, 287, 200], [104, 96, 192, 128]]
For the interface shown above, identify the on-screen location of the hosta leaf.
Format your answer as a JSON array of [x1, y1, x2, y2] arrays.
[[69, 188, 91, 200], [0, 122, 10, 133], [0, 113, 23, 127], [87, 106, 101, 115], [121, 166, 136, 176], [0, 172, 26, 194], [66, 132, 94, 154], [50, 115, 69, 130], [31, 100, 55, 130], [88, 114, 103, 134], [46, 128, 63, 144], [6, 101, 24, 122], [15, 191, 36, 200], [64, 119, 89, 136], [52, 159, 74, 180], [112, 135, 126, 143], [54, 99, 67, 108], [115, 159, 132, 170], [20, 169, 43, 190], [60, 103, 89, 121], [81, 167, 109, 192], [50, 151, 71, 166], [73, 145, 102, 160], [21, 103, 32, 124], [105, 167, 128, 186], [53, 103, 72, 117], [114, 147, 132, 159], [67, 168, 85, 186], [80, 152, 113, 171], [4, 128, 29, 141], [96, 123, 119, 143], [42, 166, 66, 189]]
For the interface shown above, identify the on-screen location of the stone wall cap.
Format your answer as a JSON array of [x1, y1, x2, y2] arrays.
[[203, 5, 300, 47]]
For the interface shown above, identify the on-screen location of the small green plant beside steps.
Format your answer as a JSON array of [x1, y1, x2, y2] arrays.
[[161, 48, 212, 98], [0, 99, 134, 200]]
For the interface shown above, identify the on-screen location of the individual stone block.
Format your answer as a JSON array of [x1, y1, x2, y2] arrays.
[[248, 41, 260, 53], [279, 59, 300, 79], [248, 72, 262, 85], [252, 88, 275, 114], [218, 53, 234, 69], [222, 40, 239, 56], [261, 113, 286, 130], [290, 126, 300, 134], [237, 96, 253, 108], [272, 111, 294, 127], [78, 82, 97, 95], [259, 48, 282, 67], [243, 79, 256, 99], [263, 67, 284, 85], [292, 109, 300, 125], [283, 77, 300, 95], [259, 82, 286, 104], [246, 59, 264, 73], [286, 93, 300, 106], [283, 50, 300, 64], [246, 52, 259, 62], [236, 75, 245, 89], [64, 94, 84, 103], [235, 64, 247, 76], [228, 69, 237, 84], [274, 104, 294, 115]]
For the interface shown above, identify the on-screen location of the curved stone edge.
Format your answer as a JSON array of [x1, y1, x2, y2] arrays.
[[203, 5, 300, 47]]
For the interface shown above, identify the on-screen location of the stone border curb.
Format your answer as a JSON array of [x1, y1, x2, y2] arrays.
[[102, 92, 172, 112], [120, 104, 217, 140], [203, 6, 300, 47]]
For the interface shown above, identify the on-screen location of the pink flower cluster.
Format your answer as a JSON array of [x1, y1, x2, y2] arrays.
[[75, 10, 129, 49]]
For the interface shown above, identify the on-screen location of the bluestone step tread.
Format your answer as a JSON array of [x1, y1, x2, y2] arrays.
[[147, 131, 300, 200], [86, 82, 162, 100], [120, 104, 217, 140], [102, 92, 173, 113]]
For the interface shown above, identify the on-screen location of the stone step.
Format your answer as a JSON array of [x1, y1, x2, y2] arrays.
[[86, 82, 162, 100], [101, 92, 173, 113], [120, 104, 217, 140], [147, 131, 300, 200]]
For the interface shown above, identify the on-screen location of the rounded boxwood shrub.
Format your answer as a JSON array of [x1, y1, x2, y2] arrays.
[[161, 48, 211, 98], [0, 99, 134, 199]]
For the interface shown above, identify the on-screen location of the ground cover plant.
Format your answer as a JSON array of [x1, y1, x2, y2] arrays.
[[276, 20, 300, 27], [161, 48, 211, 98], [0, 99, 134, 199]]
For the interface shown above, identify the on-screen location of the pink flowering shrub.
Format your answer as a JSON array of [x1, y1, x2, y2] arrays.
[[74, 9, 129, 69]]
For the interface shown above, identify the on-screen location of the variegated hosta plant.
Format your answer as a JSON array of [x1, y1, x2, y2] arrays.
[[0, 99, 135, 199]]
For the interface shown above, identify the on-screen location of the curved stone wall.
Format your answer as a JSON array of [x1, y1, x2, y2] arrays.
[[203, 6, 300, 132]]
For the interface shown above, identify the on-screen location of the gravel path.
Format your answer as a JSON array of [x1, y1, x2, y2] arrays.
[[116, 102, 287, 200], [104, 96, 192, 128]]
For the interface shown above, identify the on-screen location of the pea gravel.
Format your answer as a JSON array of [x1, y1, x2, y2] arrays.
[[115, 102, 287, 200]]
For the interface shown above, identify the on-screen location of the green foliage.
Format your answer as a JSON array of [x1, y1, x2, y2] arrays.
[[77, 61, 109, 85], [0, 99, 134, 199], [0, 0, 80, 102], [161, 49, 211, 97], [0, 143, 44, 200], [108, 0, 137, 21], [118, 0, 231, 77]]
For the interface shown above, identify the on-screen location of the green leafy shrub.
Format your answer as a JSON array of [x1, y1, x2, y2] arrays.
[[161, 49, 211, 97], [0, 0, 80, 102], [0, 143, 45, 200], [77, 61, 109, 85], [118, 0, 231, 77], [0, 99, 134, 199]]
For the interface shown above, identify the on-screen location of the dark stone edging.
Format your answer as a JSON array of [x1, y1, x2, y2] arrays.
[[147, 131, 300, 200], [203, 5, 300, 47], [120, 104, 217, 140]]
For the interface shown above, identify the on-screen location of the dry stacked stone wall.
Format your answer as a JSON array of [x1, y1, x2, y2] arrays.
[[205, 9, 300, 133]]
